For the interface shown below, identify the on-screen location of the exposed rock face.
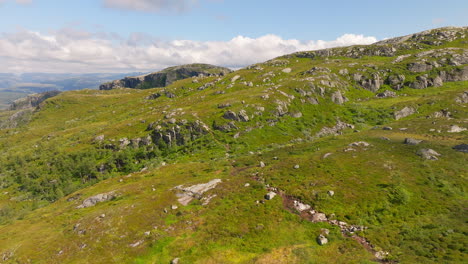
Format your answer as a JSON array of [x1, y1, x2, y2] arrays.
[[175, 179, 222, 206], [331, 90, 348, 104], [76, 192, 116, 209], [8, 91, 61, 110], [410, 76, 428, 89], [387, 74, 406, 90], [408, 62, 433, 73], [99, 64, 231, 90], [353, 72, 384, 92], [151, 120, 209, 147], [315, 121, 355, 137], [394, 106, 416, 120], [417, 149, 441, 160], [223, 110, 249, 122]]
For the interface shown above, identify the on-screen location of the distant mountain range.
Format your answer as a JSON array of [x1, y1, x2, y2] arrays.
[[0, 72, 141, 109]]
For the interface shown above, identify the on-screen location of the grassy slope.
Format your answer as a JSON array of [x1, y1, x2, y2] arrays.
[[0, 28, 467, 263]]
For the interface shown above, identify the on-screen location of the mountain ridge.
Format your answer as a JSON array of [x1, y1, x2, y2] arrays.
[[99, 63, 232, 90]]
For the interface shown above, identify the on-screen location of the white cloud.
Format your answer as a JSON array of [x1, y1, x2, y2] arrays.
[[102, 0, 198, 13], [0, 28, 377, 73]]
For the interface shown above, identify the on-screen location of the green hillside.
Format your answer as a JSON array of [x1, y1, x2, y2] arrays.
[[0, 27, 466, 263]]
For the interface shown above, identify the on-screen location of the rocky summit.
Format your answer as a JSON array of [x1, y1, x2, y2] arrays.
[[99, 63, 232, 90], [0, 27, 466, 264]]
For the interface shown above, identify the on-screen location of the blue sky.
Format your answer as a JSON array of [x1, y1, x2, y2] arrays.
[[0, 0, 466, 73]]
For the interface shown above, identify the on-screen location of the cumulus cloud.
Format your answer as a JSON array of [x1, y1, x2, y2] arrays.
[[103, 0, 198, 13], [0, 28, 377, 73]]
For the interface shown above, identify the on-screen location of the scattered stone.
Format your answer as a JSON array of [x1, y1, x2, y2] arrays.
[[238, 110, 250, 122], [321, 228, 330, 236], [394, 106, 416, 120], [265, 192, 277, 200], [381, 137, 390, 141], [293, 164, 300, 169], [175, 179, 222, 206], [455, 91, 468, 103], [99, 214, 106, 218], [404, 138, 423, 145], [259, 161, 266, 168], [452, 144, 468, 153], [376, 90, 396, 98], [349, 141, 370, 147], [223, 110, 239, 121], [244, 183, 250, 187], [94, 135, 105, 142], [327, 190, 335, 197], [322, 153, 333, 159], [76, 192, 116, 209], [129, 240, 143, 248], [290, 112, 303, 118], [119, 138, 131, 148], [144, 231, 151, 236], [417, 148, 441, 160], [282, 68, 292, 73], [317, 234, 328, 245], [171, 258, 180, 264], [447, 125, 466, 133], [231, 75, 241, 82], [338, 68, 348, 75], [399, 128, 408, 131], [171, 205, 178, 210], [218, 103, 231, 109], [375, 251, 389, 260], [382, 126, 392, 130], [311, 212, 327, 222], [431, 109, 451, 118], [293, 200, 311, 211]]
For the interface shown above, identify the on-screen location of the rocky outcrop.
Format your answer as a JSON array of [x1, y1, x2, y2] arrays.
[[99, 64, 231, 90], [375, 27, 467, 46], [8, 91, 61, 110], [174, 179, 222, 206], [386, 74, 406, 90], [76, 192, 116, 208], [453, 144, 468, 153], [417, 148, 441, 160], [408, 62, 433, 73], [394, 106, 416, 120], [376, 90, 396, 98], [151, 120, 209, 147], [331, 90, 348, 104], [404, 138, 423, 145], [455, 91, 468, 103], [223, 110, 250, 122], [354, 73, 383, 92], [447, 125, 466, 133], [315, 121, 355, 138]]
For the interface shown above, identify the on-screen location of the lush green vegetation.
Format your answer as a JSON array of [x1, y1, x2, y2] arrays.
[[0, 27, 466, 263]]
